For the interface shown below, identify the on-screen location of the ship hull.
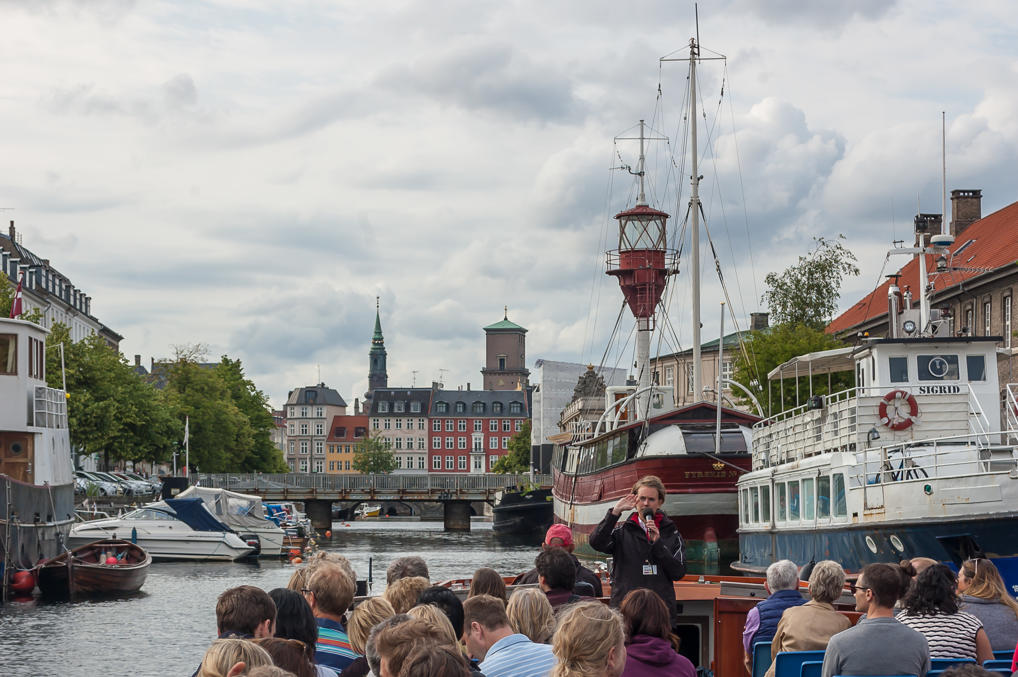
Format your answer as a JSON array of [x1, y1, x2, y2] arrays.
[[492, 487, 553, 535], [0, 477, 75, 570]]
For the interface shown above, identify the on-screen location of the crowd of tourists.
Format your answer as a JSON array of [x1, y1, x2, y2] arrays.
[[743, 555, 1018, 677]]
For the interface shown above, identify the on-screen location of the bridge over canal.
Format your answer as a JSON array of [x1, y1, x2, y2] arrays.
[[193, 473, 552, 531]]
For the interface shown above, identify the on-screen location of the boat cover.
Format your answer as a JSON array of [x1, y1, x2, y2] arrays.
[[164, 497, 235, 533], [176, 486, 277, 532]]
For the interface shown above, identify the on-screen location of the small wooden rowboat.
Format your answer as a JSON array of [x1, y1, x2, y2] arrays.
[[37, 539, 151, 596]]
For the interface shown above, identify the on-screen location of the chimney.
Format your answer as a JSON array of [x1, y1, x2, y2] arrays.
[[467, 382, 471, 391], [134, 354, 141, 367], [8, 220, 14, 241], [354, 397, 360, 415], [950, 189, 982, 237], [750, 312, 769, 331], [913, 213, 942, 246]]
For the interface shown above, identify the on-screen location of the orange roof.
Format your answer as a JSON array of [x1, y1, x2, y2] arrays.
[[828, 200, 1018, 334]]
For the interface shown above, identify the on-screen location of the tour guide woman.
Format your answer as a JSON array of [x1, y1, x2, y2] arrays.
[[589, 475, 686, 624]]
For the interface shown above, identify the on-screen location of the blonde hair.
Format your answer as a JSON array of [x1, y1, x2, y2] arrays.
[[507, 588, 555, 644], [348, 597, 396, 655], [306, 563, 355, 616], [808, 560, 846, 604], [287, 566, 309, 592], [197, 638, 274, 677], [306, 552, 357, 586], [407, 604, 459, 645], [632, 475, 666, 502], [384, 576, 431, 614], [552, 601, 624, 677], [961, 558, 1018, 619]]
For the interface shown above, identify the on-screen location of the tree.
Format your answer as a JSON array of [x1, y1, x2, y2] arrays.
[[44, 323, 179, 469], [762, 235, 860, 329], [215, 357, 289, 473], [731, 323, 852, 417], [352, 434, 397, 474], [492, 421, 532, 474]]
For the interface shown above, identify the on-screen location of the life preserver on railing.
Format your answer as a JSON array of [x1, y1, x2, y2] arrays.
[[878, 390, 919, 430]]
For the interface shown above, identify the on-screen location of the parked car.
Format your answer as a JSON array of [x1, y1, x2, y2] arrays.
[[74, 470, 120, 497], [121, 472, 162, 494], [90, 470, 141, 497], [110, 472, 155, 496]]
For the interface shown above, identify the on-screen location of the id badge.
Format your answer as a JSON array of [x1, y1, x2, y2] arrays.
[[642, 563, 658, 576]]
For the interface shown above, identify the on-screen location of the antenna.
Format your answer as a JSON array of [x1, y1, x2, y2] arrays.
[[437, 368, 448, 386], [316, 363, 321, 383], [941, 111, 947, 236], [695, 2, 700, 58], [412, 370, 418, 387]]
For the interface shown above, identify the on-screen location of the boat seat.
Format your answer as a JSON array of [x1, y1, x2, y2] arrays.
[[800, 660, 822, 677], [773, 650, 825, 677], [752, 641, 772, 677], [991, 650, 1013, 661], [929, 658, 975, 672], [982, 659, 1012, 672]]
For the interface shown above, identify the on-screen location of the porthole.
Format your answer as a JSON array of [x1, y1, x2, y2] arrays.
[[865, 536, 878, 554], [890, 535, 905, 552], [10, 442, 22, 455]]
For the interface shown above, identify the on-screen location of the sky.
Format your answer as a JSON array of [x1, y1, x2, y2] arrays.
[[3, 0, 1018, 409]]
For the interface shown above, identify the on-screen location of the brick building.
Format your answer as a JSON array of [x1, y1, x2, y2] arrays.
[[326, 414, 368, 474], [828, 189, 1018, 393], [428, 388, 530, 473], [481, 311, 529, 390]]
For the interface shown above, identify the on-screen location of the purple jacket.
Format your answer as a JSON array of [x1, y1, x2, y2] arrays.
[[620, 635, 697, 677]]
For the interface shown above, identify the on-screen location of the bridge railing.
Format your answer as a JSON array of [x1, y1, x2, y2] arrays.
[[194, 473, 553, 494]]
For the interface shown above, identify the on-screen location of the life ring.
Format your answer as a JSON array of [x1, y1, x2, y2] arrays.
[[878, 390, 919, 430]]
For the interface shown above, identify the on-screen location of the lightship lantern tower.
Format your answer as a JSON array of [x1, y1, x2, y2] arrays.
[[606, 120, 677, 420]]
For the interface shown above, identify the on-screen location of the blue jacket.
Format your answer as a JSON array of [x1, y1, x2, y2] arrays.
[[751, 589, 805, 647]]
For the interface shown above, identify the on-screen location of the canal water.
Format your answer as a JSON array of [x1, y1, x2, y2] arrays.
[[0, 521, 551, 677]]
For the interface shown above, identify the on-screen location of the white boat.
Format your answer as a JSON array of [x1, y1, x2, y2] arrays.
[[355, 504, 381, 518], [176, 485, 285, 557], [736, 232, 1018, 590], [68, 497, 254, 561], [0, 317, 76, 575]]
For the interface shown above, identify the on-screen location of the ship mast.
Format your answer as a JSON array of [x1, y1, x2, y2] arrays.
[[688, 37, 703, 400]]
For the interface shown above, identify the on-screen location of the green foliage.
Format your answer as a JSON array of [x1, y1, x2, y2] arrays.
[[352, 434, 397, 474], [0, 274, 44, 324], [731, 323, 852, 417], [44, 323, 179, 469], [492, 420, 532, 474], [762, 235, 860, 329], [161, 348, 289, 473]]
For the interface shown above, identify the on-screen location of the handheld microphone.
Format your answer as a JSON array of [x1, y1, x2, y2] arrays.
[[642, 508, 655, 528]]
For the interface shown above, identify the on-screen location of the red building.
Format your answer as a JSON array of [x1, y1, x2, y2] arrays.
[[325, 414, 368, 474], [427, 389, 530, 473]]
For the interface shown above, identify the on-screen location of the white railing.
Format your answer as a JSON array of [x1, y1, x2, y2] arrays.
[[33, 386, 67, 429], [1006, 384, 1018, 443], [196, 473, 553, 493]]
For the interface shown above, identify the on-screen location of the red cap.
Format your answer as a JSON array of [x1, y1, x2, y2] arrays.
[[544, 524, 574, 548]]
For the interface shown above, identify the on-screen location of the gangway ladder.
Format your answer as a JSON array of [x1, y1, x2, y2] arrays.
[[1006, 383, 1018, 445]]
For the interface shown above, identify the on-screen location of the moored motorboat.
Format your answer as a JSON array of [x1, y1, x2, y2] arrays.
[[37, 539, 150, 596], [175, 485, 285, 557], [68, 497, 255, 561]]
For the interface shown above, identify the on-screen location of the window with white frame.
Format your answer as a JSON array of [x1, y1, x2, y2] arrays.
[[288, 422, 294, 435], [445, 420, 454, 431], [300, 423, 309, 435], [458, 456, 467, 470], [687, 364, 694, 393], [965, 307, 974, 334], [300, 441, 309, 454], [299, 460, 308, 472], [315, 407, 324, 417], [315, 423, 324, 435], [288, 460, 295, 471], [490, 437, 498, 449], [300, 407, 308, 417], [665, 366, 674, 386], [985, 301, 992, 336], [458, 437, 467, 449], [417, 438, 425, 450], [473, 456, 482, 471], [417, 456, 425, 469], [288, 441, 295, 453], [436, 402, 448, 413], [378, 402, 389, 413], [394, 401, 404, 413], [509, 402, 522, 414], [503, 420, 511, 432], [395, 456, 403, 469], [445, 437, 454, 449], [489, 420, 498, 432], [433, 420, 441, 432], [502, 437, 509, 449], [395, 438, 403, 450], [313, 460, 323, 473], [411, 401, 421, 413], [455, 402, 465, 413], [433, 456, 442, 469], [289, 407, 295, 417], [515, 420, 522, 432], [395, 419, 402, 430], [417, 419, 425, 430], [372, 419, 379, 430], [1006, 296, 1013, 349], [432, 437, 441, 449], [445, 455, 454, 469], [314, 441, 323, 455], [489, 454, 499, 470], [458, 420, 466, 432], [384, 419, 391, 430], [345, 460, 351, 470]]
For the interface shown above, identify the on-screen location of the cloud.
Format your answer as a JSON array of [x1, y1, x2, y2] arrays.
[[724, 0, 897, 29]]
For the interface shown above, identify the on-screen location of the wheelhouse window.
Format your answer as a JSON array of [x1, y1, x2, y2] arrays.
[[917, 354, 959, 381], [888, 357, 908, 383], [802, 478, 815, 521], [833, 474, 847, 517], [817, 475, 831, 519], [760, 485, 771, 522], [776, 483, 787, 521], [750, 487, 760, 523], [966, 355, 986, 381], [788, 481, 800, 520], [1, 334, 19, 374]]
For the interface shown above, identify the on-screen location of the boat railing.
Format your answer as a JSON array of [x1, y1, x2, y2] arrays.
[[33, 385, 68, 429], [852, 430, 1018, 490], [1006, 384, 1018, 444], [198, 473, 553, 494]]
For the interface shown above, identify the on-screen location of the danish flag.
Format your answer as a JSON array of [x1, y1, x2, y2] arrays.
[[8, 271, 23, 318]]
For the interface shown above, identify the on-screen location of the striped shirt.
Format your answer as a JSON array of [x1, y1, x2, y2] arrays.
[[895, 610, 983, 659], [479, 633, 557, 677], [314, 618, 359, 672]]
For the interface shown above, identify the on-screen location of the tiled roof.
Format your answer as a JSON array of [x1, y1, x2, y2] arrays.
[[655, 330, 749, 360], [369, 388, 432, 416], [430, 389, 531, 416], [484, 316, 526, 331], [286, 384, 347, 407], [828, 200, 1018, 334]]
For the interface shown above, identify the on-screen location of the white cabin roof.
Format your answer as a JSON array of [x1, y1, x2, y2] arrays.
[[767, 347, 854, 381]]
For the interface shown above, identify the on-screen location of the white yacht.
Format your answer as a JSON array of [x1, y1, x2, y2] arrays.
[[68, 497, 254, 561], [176, 485, 284, 557]]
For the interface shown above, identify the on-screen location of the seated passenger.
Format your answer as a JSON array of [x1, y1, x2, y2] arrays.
[[764, 560, 850, 677], [535, 547, 588, 610], [552, 601, 626, 677], [957, 557, 1018, 652], [619, 588, 696, 677], [741, 560, 804, 674]]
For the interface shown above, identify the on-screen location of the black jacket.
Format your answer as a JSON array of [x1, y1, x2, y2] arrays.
[[588, 509, 686, 621], [516, 552, 604, 597]]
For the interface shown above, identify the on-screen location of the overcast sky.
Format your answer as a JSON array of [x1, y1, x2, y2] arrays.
[[3, 0, 1017, 408]]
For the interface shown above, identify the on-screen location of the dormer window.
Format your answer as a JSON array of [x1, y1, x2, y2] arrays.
[[455, 402, 466, 413], [509, 401, 523, 414], [492, 402, 503, 414], [472, 402, 484, 414], [378, 401, 389, 413], [410, 401, 421, 413], [436, 402, 448, 414], [394, 401, 405, 413]]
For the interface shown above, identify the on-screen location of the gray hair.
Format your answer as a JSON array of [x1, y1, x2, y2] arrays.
[[386, 556, 430, 585], [366, 613, 411, 676], [766, 559, 800, 592], [808, 560, 846, 604]]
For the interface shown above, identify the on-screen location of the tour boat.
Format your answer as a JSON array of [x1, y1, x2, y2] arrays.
[[0, 317, 76, 591], [552, 38, 759, 568], [736, 232, 1018, 589], [37, 539, 151, 596], [68, 497, 255, 561]]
